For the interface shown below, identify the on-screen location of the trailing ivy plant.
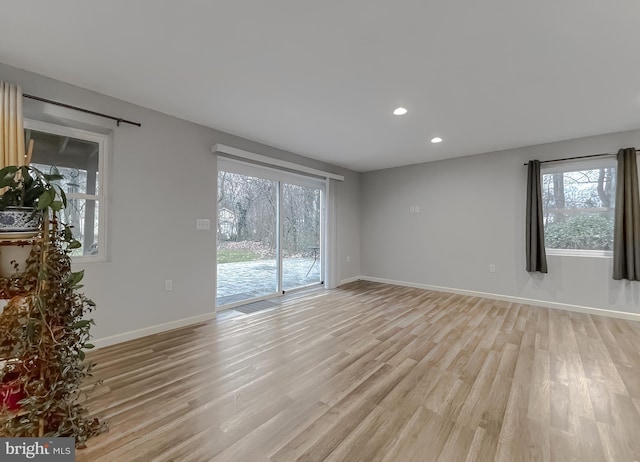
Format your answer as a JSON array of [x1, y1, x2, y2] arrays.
[[0, 214, 107, 445]]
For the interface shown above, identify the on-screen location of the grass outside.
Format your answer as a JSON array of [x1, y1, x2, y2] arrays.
[[217, 248, 261, 264]]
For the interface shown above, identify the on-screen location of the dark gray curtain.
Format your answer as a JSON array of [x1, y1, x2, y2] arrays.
[[526, 160, 548, 273], [613, 148, 640, 281]]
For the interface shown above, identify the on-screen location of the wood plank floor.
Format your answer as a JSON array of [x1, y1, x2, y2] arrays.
[[77, 281, 640, 462]]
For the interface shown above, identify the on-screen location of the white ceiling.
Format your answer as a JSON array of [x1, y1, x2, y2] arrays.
[[0, 1, 639, 172]]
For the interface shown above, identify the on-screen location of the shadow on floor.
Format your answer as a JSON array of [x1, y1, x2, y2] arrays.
[[216, 285, 325, 320]]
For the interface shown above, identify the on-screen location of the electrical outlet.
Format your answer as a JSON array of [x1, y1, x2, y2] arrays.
[[489, 264, 496, 273], [409, 206, 415, 213], [165, 280, 173, 291], [346, 255, 351, 262], [415, 205, 420, 213]]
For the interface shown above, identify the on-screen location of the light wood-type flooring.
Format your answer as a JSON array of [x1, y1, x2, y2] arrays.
[[77, 281, 640, 461]]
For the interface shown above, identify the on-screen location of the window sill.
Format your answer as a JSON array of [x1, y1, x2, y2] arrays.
[[546, 249, 612, 258]]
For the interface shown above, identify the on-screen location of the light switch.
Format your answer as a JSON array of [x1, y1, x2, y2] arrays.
[[196, 219, 211, 230]]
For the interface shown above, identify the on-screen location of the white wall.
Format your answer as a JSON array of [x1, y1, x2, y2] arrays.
[[0, 63, 361, 345], [361, 130, 640, 317]]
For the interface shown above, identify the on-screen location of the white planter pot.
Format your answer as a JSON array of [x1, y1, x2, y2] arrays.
[[0, 243, 34, 277]]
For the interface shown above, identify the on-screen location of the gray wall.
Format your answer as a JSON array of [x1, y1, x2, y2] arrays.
[[0, 63, 362, 342], [361, 130, 640, 315], [5, 58, 638, 343]]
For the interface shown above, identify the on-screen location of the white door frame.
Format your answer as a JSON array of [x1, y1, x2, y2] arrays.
[[215, 154, 339, 309]]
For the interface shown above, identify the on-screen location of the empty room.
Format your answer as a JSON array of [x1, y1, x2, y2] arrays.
[[0, 1, 639, 461]]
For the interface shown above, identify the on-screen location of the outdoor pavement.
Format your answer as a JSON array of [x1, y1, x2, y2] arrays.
[[217, 257, 321, 306]]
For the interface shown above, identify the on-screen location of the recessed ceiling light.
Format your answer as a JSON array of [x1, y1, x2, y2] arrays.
[[393, 107, 408, 116], [431, 137, 443, 144]]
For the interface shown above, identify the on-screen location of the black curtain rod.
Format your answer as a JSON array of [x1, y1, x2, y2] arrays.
[[23, 93, 141, 127], [523, 149, 639, 166]]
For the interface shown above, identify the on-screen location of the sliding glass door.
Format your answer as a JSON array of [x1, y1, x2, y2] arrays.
[[216, 159, 324, 308], [216, 171, 278, 306], [282, 183, 322, 291]]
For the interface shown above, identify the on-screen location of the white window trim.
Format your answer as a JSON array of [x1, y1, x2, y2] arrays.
[[218, 156, 326, 189], [541, 159, 616, 259], [23, 118, 108, 262], [541, 156, 616, 174], [546, 248, 612, 258], [213, 144, 344, 181]]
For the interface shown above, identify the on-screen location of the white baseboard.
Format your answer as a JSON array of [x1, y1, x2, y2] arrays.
[[339, 276, 361, 285], [358, 276, 640, 322], [92, 311, 218, 349]]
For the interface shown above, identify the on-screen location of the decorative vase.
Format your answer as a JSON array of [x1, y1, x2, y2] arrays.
[[0, 207, 42, 233]]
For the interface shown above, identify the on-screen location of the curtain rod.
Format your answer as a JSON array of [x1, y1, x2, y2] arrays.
[[23, 93, 141, 127], [523, 149, 640, 166]]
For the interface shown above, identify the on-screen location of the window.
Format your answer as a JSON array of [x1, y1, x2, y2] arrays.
[[24, 120, 108, 260], [541, 159, 616, 256]]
